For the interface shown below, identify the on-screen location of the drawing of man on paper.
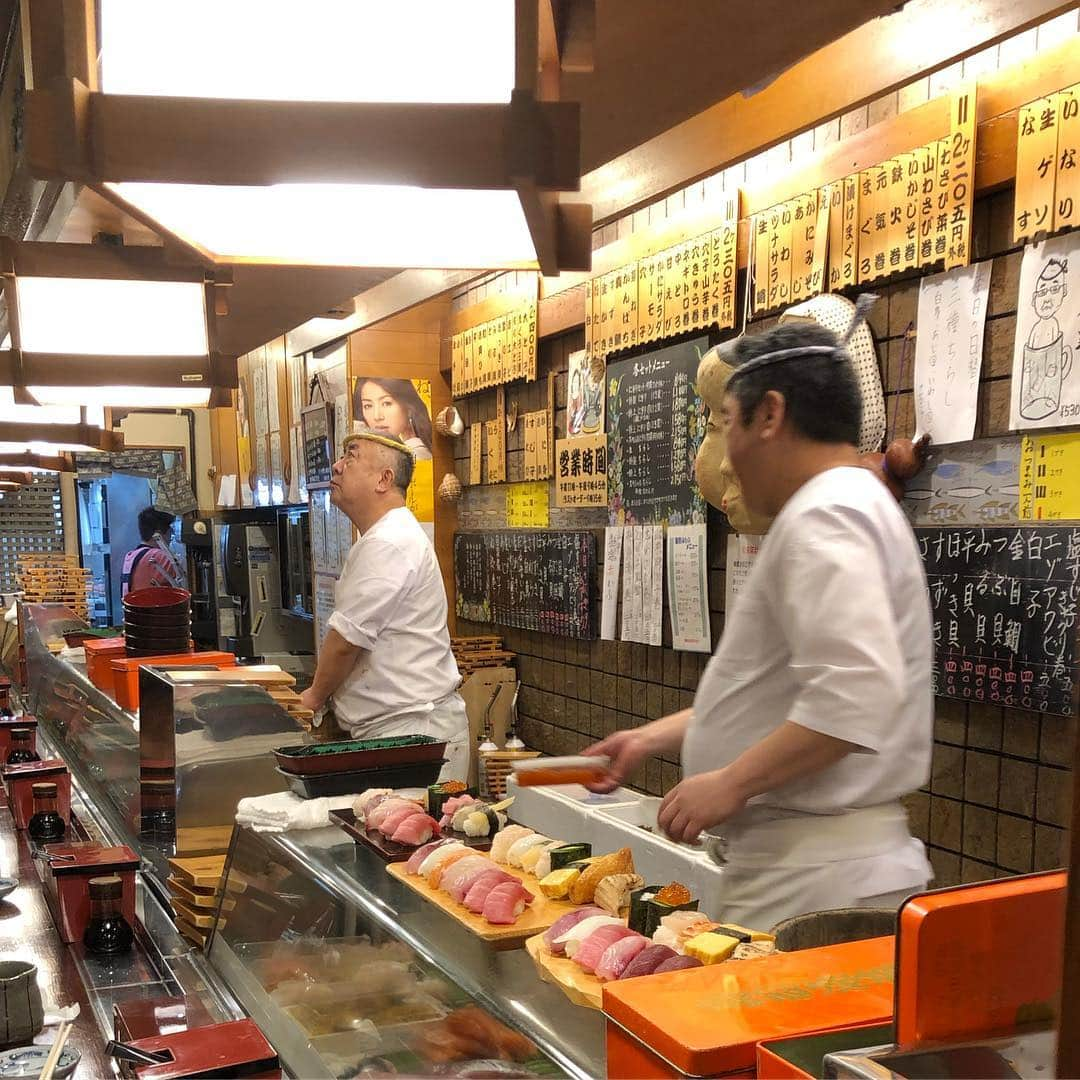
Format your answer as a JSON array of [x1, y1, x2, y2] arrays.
[[1021, 257, 1073, 420]]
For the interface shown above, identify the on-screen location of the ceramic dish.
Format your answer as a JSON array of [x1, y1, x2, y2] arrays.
[[0, 1046, 80, 1079], [0, 878, 15, 901]]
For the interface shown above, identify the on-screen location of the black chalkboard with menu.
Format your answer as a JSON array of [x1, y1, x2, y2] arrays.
[[607, 336, 709, 526], [302, 401, 334, 487], [916, 525, 1079, 716], [454, 531, 596, 639]]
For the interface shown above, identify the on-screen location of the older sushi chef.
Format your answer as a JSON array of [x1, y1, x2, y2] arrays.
[[587, 307, 933, 929], [299, 427, 468, 780]]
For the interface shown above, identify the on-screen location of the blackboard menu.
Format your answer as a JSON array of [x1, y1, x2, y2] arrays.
[[454, 531, 596, 639], [302, 402, 334, 486], [916, 525, 1079, 716], [607, 336, 708, 526]]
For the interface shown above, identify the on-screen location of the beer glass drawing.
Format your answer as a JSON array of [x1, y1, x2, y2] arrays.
[[1021, 257, 1072, 421]]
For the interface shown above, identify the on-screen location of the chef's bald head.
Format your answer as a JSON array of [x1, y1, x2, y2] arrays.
[[342, 427, 415, 494]]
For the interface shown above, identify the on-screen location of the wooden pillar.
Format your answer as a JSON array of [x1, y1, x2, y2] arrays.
[[1057, 735, 1080, 1076]]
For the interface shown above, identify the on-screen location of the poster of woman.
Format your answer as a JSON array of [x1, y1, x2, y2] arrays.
[[566, 348, 605, 437], [351, 376, 435, 529]]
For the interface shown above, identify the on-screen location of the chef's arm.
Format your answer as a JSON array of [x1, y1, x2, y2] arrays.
[[300, 629, 368, 710], [721, 721, 858, 803]]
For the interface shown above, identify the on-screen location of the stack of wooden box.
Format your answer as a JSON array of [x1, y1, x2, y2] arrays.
[[166, 853, 229, 948], [17, 554, 91, 621], [451, 635, 516, 677], [176, 667, 314, 729]]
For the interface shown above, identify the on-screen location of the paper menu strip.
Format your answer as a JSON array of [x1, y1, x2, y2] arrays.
[[647, 525, 663, 647], [601, 527, 623, 640], [668, 524, 711, 653]]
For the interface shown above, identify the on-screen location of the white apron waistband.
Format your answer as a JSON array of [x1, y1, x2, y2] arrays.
[[716, 802, 914, 869]]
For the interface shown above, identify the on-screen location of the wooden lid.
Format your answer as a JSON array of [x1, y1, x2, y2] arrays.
[[2, 758, 66, 779], [601, 935, 895, 1075], [45, 842, 140, 877]]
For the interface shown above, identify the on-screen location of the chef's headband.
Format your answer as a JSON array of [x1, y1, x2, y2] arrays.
[[726, 293, 878, 381], [341, 427, 415, 458]]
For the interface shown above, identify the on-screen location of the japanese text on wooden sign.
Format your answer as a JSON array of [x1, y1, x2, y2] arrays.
[[521, 409, 552, 482], [450, 293, 538, 396], [585, 194, 739, 363], [555, 433, 608, 508], [1014, 82, 1080, 242], [469, 423, 483, 485], [505, 481, 550, 527]]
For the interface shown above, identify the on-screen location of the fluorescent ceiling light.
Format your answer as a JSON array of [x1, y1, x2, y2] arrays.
[[15, 277, 208, 355], [107, 183, 538, 268], [0, 440, 102, 453], [99, 0, 515, 104], [28, 385, 211, 409], [0, 387, 105, 427]]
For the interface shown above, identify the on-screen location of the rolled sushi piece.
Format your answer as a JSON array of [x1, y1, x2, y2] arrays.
[[506, 833, 553, 867], [390, 813, 440, 847], [490, 824, 534, 864], [462, 808, 507, 837], [482, 880, 535, 925], [619, 943, 678, 980], [535, 842, 591, 881], [595, 934, 650, 982]]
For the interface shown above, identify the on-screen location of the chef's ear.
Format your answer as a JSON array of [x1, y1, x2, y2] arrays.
[[757, 389, 787, 438]]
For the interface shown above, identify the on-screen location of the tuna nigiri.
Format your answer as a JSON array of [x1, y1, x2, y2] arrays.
[[653, 954, 704, 974], [447, 860, 503, 904], [417, 841, 466, 879], [595, 934, 650, 981], [573, 925, 639, 972], [490, 824, 534, 864], [551, 915, 623, 957], [543, 906, 606, 950], [462, 869, 516, 913], [438, 855, 493, 895], [378, 804, 428, 837], [427, 847, 475, 888], [619, 943, 677, 980], [406, 838, 451, 874], [390, 813, 440, 846], [506, 833, 553, 868], [482, 880, 535, 925]]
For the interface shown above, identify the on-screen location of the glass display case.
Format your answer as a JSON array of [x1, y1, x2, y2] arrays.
[[208, 825, 606, 1080]]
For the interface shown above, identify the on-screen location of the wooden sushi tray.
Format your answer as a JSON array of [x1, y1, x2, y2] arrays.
[[525, 932, 606, 1010], [330, 808, 492, 862], [386, 860, 580, 949]]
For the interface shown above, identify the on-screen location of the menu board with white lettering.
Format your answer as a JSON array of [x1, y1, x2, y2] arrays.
[[454, 530, 596, 638], [916, 525, 1079, 716], [607, 337, 708, 526]]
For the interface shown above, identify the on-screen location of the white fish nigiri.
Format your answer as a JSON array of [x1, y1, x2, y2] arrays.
[[520, 839, 562, 875], [418, 841, 466, 879], [506, 833, 554, 868], [490, 824, 534, 864]]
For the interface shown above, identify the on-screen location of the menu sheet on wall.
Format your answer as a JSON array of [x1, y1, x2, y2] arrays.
[[454, 531, 596, 639], [505, 482, 550, 528], [667, 524, 710, 652], [913, 261, 992, 445], [725, 533, 762, 615], [607, 337, 708, 526], [1019, 431, 1080, 520], [601, 527, 624, 640], [916, 525, 1078, 716], [302, 402, 334, 486], [620, 525, 662, 645], [313, 573, 337, 653]]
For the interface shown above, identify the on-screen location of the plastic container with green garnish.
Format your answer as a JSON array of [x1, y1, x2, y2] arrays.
[[273, 734, 446, 776]]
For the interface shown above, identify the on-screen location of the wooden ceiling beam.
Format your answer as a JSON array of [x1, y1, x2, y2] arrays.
[[580, 0, 1080, 225]]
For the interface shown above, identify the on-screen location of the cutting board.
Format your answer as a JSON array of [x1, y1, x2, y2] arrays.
[[525, 932, 604, 1010], [387, 859, 579, 949]]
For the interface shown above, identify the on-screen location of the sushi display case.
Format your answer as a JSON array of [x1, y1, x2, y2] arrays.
[[206, 823, 606, 1080]]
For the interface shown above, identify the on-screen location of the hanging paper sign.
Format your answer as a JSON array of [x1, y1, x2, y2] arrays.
[[302, 401, 333, 486], [522, 409, 552, 482], [1057, 84, 1080, 232], [450, 292, 537, 395], [566, 348, 605, 438], [667, 524, 711, 653], [1014, 97, 1060, 243], [917, 141, 939, 269], [944, 85, 977, 271], [725, 533, 762, 615], [555, 434, 608, 508], [506, 481, 550, 528], [469, 423, 483, 485], [1020, 431, 1080, 520]]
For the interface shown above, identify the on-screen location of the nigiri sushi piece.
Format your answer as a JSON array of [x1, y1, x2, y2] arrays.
[[352, 788, 392, 821], [595, 934, 650, 982], [390, 813, 440, 847], [505, 833, 553, 868], [652, 912, 719, 953], [653, 954, 704, 974], [462, 869, 516, 913], [594, 873, 646, 917], [418, 841, 466, 879], [406, 838, 452, 874], [542, 907, 606, 950], [447, 860, 503, 904], [551, 915, 623, 958], [463, 808, 507, 837], [519, 839, 562, 875], [572, 925, 639, 972], [482, 880, 535, 925], [451, 802, 487, 832], [367, 797, 423, 830], [438, 855, 493, 896], [427, 847, 475, 888], [490, 824, 534, 864], [534, 842, 586, 880], [619, 943, 678, 980], [378, 804, 428, 837], [442, 794, 476, 817]]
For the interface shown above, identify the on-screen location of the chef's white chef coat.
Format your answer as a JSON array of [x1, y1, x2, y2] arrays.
[[683, 466, 933, 927], [328, 506, 464, 747]]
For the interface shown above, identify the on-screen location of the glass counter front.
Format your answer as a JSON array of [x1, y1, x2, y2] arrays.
[[209, 825, 606, 1080]]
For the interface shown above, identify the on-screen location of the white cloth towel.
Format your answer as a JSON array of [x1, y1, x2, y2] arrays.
[[235, 791, 356, 833]]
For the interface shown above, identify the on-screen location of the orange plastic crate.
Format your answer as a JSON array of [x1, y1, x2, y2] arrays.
[[110, 651, 237, 710]]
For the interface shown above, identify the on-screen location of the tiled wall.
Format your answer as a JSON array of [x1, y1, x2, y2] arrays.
[[451, 185, 1076, 888]]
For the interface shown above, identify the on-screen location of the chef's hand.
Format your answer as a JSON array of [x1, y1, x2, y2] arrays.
[[299, 688, 324, 715], [657, 769, 747, 844], [582, 730, 651, 793]]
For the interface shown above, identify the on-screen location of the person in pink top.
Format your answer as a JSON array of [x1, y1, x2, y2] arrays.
[[120, 507, 185, 597]]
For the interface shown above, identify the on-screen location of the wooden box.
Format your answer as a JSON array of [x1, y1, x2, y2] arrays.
[[2, 758, 70, 830], [111, 651, 236, 710], [0, 714, 37, 757], [117, 1019, 279, 1079], [42, 841, 139, 943]]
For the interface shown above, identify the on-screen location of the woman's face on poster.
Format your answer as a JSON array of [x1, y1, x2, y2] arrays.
[[359, 382, 412, 439]]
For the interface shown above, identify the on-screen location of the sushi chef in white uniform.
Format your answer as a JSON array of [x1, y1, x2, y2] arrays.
[[586, 308, 933, 930], [299, 427, 469, 781]]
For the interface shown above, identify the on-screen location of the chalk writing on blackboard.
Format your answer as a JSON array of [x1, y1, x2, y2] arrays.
[[607, 336, 708, 526], [454, 531, 596, 639], [916, 525, 1078, 716]]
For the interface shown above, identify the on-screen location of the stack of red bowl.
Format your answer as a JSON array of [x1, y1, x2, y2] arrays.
[[122, 587, 192, 657]]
